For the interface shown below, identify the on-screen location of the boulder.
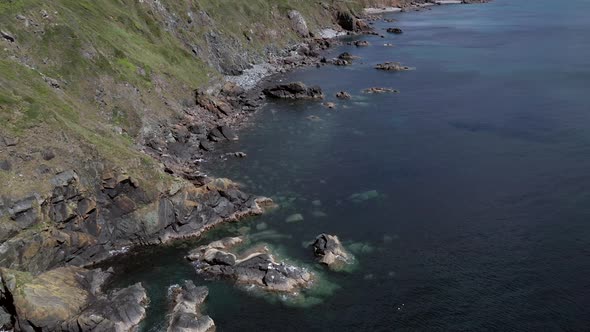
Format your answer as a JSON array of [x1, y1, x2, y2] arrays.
[[219, 125, 238, 141], [375, 62, 411, 71], [287, 10, 309, 37], [41, 149, 55, 161], [167, 281, 215, 332], [311, 234, 354, 270], [263, 82, 324, 100], [187, 237, 312, 293]]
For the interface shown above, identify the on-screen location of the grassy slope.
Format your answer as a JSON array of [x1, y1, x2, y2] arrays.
[[0, 0, 364, 198]]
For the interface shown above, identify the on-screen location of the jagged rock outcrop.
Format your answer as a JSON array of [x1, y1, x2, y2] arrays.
[[0, 170, 272, 274], [311, 234, 354, 270], [0, 266, 147, 332], [187, 237, 313, 293], [167, 281, 215, 332], [263, 82, 324, 100]]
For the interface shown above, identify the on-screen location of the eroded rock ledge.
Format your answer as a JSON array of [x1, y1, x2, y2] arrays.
[[0, 170, 272, 275], [187, 237, 313, 293]]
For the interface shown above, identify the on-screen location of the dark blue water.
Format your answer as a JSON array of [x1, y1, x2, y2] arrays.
[[106, 1, 590, 330]]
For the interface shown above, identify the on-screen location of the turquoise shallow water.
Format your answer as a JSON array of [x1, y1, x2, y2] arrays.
[[105, 1, 590, 330]]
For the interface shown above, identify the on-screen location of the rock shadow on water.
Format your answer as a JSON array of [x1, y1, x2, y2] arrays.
[[348, 189, 384, 204]]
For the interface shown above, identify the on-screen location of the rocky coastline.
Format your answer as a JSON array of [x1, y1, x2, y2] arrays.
[[0, 0, 489, 330]]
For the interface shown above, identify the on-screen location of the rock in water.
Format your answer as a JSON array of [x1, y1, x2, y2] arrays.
[[312, 234, 354, 270], [362, 87, 399, 94], [386, 27, 403, 34], [0, 266, 148, 332], [337, 52, 356, 61], [331, 59, 350, 66], [187, 237, 313, 293], [375, 62, 411, 71], [336, 91, 352, 100], [322, 102, 336, 109], [353, 40, 370, 47], [263, 82, 324, 100], [167, 281, 215, 332]]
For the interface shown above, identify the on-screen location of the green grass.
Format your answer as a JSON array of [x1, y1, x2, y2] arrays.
[[0, 0, 364, 200]]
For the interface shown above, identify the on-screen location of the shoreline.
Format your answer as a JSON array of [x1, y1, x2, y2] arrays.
[[0, 1, 490, 330]]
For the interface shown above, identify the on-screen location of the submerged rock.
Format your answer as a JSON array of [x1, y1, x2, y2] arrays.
[[349, 189, 380, 203], [187, 237, 313, 293], [375, 62, 411, 71], [311, 234, 354, 270], [167, 281, 215, 332], [285, 213, 304, 223], [263, 82, 324, 100], [0, 266, 148, 332]]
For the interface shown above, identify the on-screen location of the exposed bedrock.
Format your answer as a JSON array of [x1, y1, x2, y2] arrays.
[[0, 170, 272, 274], [0, 266, 147, 332], [187, 237, 313, 293], [167, 281, 215, 332]]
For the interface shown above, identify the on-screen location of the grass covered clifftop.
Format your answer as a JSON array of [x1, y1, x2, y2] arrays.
[[0, 0, 370, 199]]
